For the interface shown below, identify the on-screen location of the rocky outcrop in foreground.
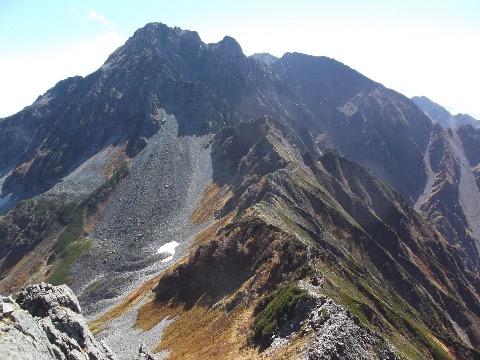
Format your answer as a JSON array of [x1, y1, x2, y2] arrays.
[[0, 283, 115, 360], [264, 283, 398, 360], [301, 297, 397, 360]]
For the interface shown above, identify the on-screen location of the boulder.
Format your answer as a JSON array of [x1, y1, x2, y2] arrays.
[[0, 283, 115, 360]]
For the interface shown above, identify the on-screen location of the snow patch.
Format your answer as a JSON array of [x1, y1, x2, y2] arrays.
[[0, 171, 13, 210], [100, 61, 113, 72], [0, 193, 12, 208], [33, 93, 53, 107], [162, 255, 174, 262], [0, 172, 7, 189], [157, 241, 180, 262]]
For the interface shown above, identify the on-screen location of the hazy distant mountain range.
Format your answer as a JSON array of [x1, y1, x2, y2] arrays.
[[412, 95, 480, 129], [1, 22, 479, 359]]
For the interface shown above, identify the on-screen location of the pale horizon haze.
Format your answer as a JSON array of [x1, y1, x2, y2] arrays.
[[1, 0, 479, 118]]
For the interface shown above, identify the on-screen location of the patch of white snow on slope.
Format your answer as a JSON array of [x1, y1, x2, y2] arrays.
[[0, 193, 12, 208], [157, 241, 180, 262], [0, 171, 14, 212]]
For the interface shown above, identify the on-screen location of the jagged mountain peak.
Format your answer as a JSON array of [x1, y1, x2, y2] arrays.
[[104, 22, 248, 73], [102, 22, 205, 68], [210, 35, 245, 61], [124, 22, 202, 49], [250, 52, 279, 65]]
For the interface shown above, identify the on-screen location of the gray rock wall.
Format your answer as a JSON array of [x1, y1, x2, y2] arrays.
[[1, 283, 115, 360]]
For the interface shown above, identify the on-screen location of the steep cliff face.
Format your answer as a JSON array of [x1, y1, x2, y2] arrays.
[[0, 283, 115, 359], [0, 24, 234, 204], [457, 125, 480, 169], [0, 72, 160, 202]]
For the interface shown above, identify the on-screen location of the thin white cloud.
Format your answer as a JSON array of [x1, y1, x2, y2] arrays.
[[68, 7, 80, 15], [84, 10, 114, 26]]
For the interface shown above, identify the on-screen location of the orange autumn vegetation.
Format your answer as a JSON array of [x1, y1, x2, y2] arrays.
[[191, 182, 232, 225], [135, 292, 309, 360], [190, 213, 234, 248], [89, 273, 162, 335], [135, 292, 255, 360]]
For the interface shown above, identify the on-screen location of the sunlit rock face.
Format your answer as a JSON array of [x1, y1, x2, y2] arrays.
[[0, 283, 115, 359]]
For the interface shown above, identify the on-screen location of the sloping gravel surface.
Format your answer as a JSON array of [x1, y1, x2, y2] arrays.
[[95, 295, 172, 360], [69, 116, 213, 357], [45, 145, 117, 200]]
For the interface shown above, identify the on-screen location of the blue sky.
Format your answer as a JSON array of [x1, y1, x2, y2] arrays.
[[1, 0, 479, 118]]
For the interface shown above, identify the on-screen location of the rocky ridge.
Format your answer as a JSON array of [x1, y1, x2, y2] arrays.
[[301, 296, 398, 360], [0, 283, 115, 359], [0, 23, 460, 266], [1, 23, 432, 209], [255, 282, 398, 360], [131, 117, 479, 359]]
